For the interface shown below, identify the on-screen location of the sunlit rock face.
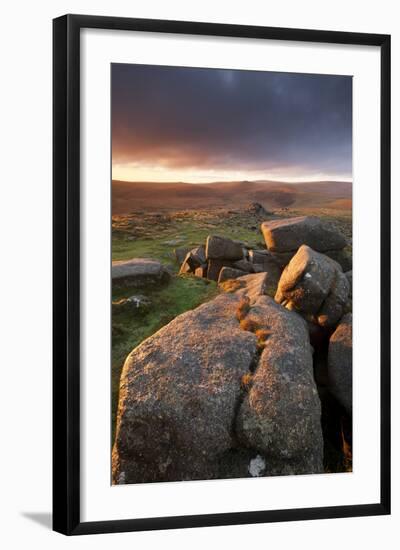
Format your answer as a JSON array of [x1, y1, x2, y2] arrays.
[[275, 245, 350, 328]]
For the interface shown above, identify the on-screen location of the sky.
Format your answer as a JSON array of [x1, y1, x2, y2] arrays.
[[112, 64, 352, 184]]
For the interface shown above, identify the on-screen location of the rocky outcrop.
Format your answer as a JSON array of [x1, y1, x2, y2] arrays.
[[236, 296, 324, 475], [275, 245, 350, 328], [179, 246, 206, 274], [179, 234, 283, 290], [178, 236, 245, 281], [112, 293, 259, 484], [112, 258, 171, 287], [206, 235, 244, 261], [261, 216, 348, 269], [261, 216, 347, 253], [113, 280, 324, 483], [113, 212, 353, 482], [328, 313, 352, 414]]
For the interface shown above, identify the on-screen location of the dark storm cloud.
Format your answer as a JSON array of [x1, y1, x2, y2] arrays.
[[112, 63, 352, 177]]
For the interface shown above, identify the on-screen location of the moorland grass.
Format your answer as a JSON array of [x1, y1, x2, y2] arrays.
[[112, 222, 261, 266]]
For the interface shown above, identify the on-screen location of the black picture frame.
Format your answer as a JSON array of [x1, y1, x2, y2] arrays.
[[53, 14, 391, 535]]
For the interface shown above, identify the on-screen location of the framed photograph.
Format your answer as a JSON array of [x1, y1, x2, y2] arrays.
[[53, 14, 391, 535]]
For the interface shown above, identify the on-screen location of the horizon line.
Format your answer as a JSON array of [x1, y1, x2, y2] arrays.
[[112, 178, 353, 185]]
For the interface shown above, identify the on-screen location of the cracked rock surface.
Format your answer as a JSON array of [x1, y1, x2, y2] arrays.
[[236, 295, 324, 475], [113, 271, 324, 484], [112, 293, 258, 484], [275, 245, 350, 328]]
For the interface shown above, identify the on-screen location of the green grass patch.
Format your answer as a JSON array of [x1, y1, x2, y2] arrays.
[[112, 221, 262, 266]]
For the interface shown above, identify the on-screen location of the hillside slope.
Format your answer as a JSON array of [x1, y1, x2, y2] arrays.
[[112, 180, 352, 214]]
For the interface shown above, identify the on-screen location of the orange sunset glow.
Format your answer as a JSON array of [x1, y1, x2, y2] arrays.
[[112, 64, 352, 185]]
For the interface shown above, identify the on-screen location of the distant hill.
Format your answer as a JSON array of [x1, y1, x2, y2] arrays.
[[112, 179, 352, 214]]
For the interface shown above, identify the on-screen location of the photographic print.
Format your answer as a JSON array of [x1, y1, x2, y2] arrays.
[[111, 63, 353, 485], [53, 15, 390, 534]]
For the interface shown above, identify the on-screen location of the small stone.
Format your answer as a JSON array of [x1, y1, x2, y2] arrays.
[[206, 235, 244, 261], [248, 455, 266, 477], [112, 258, 171, 287]]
